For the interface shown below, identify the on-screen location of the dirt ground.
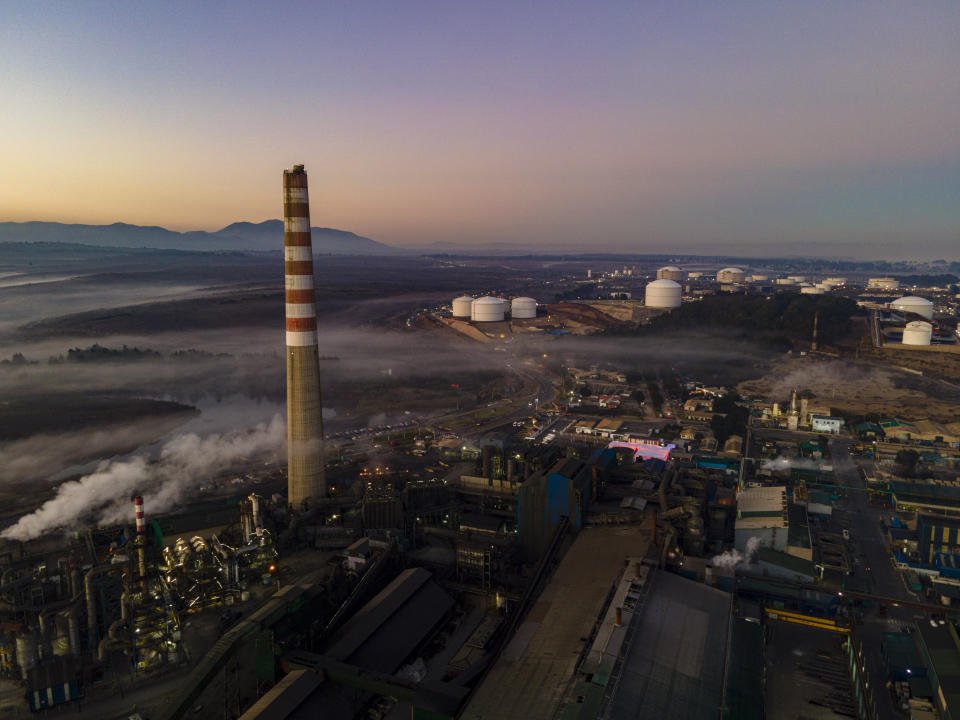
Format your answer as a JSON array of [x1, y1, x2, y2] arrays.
[[738, 355, 960, 423]]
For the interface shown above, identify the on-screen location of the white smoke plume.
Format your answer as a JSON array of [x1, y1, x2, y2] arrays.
[[761, 456, 824, 472], [710, 536, 761, 570], [2, 414, 286, 541]]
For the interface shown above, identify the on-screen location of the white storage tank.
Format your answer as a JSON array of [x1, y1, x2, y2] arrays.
[[825, 277, 847, 286], [656, 266, 685, 282], [750, 274, 769, 282], [868, 277, 900, 290], [644, 279, 682, 308], [451, 296, 474, 318], [511, 297, 537, 319], [716, 267, 745, 284], [787, 275, 808, 283], [901, 321, 933, 346], [890, 296, 934, 320], [472, 296, 505, 322], [800, 286, 824, 295]]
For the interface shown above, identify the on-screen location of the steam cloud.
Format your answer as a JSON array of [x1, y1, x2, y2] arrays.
[[710, 536, 761, 570], [2, 415, 285, 541], [761, 456, 824, 472]]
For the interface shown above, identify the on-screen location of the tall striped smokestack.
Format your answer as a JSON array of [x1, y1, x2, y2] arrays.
[[284, 164, 325, 507]]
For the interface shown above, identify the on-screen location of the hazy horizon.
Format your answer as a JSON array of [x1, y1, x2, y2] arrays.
[[2, 1, 958, 258]]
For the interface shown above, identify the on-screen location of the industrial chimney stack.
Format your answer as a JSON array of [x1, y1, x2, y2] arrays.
[[283, 165, 325, 507], [134, 495, 146, 587]]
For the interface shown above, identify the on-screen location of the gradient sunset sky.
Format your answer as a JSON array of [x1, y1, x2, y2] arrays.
[[1, 1, 958, 257]]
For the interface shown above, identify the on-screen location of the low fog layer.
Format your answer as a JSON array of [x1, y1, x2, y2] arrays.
[[2, 415, 285, 541], [766, 360, 884, 401]]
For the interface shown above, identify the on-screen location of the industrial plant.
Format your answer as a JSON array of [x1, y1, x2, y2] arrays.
[[0, 170, 958, 720]]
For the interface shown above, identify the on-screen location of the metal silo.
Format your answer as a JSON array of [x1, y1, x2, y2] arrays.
[[472, 296, 505, 322], [511, 297, 537, 319], [452, 296, 474, 317], [644, 279, 682, 308]]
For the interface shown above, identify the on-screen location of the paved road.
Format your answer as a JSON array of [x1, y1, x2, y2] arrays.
[[830, 437, 913, 720]]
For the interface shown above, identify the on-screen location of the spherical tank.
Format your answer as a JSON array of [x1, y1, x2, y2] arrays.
[[890, 296, 934, 320], [657, 266, 685, 282], [901, 321, 933, 346], [452, 296, 474, 318], [511, 297, 537, 319], [645, 279, 682, 308], [472, 296, 505, 322], [716, 267, 745, 283]]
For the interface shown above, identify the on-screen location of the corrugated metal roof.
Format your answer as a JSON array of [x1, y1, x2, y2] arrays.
[[238, 669, 321, 720], [324, 568, 454, 675], [605, 571, 732, 719]]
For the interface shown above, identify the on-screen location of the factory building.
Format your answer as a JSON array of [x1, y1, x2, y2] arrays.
[[644, 279, 682, 309], [716, 267, 746, 284], [811, 415, 844, 434], [451, 295, 474, 318], [913, 622, 960, 720], [901, 321, 933, 346], [656, 265, 685, 282], [517, 458, 593, 562], [471, 296, 505, 322], [890, 295, 935, 320], [511, 296, 538, 318], [283, 164, 326, 506], [868, 277, 900, 290], [734, 486, 788, 552]]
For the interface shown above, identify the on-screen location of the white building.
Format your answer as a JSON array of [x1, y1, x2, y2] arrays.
[[735, 486, 787, 552], [811, 415, 844, 434]]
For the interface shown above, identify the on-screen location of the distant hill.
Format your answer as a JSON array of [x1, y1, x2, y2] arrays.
[[0, 220, 398, 255]]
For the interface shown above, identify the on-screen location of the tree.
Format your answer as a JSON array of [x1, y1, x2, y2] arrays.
[[710, 392, 750, 444], [579, 385, 592, 398], [646, 382, 663, 413]]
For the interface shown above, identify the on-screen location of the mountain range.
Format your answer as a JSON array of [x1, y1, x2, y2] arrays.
[[0, 220, 398, 255]]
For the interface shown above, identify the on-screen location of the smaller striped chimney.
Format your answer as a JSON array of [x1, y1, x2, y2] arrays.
[[134, 496, 146, 587], [134, 496, 145, 536]]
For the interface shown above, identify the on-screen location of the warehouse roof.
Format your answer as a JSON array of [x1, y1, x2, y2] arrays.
[[604, 571, 732, 719], [238, 670, 321, 720], [755, 547, 815, 578], [915, 622, 960, 717], [324, 568, 454, 674], [737, 486, 786, 517], [723, 619, 764, 720]]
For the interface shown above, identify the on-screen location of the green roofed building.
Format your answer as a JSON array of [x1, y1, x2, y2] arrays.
[[914, 621, 960, 720]]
